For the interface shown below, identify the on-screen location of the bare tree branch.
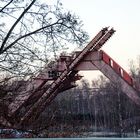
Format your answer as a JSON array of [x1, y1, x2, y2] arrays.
[[0, 0, 88, 83], [1, 20, 62, 54], [0, 0, 14, 13], [0, 0, 36, 53]]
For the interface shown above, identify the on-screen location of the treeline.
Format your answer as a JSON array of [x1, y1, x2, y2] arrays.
[[35, 57, 140, 136], [1, 59, 140, 137], [33, 73, 140, 137]]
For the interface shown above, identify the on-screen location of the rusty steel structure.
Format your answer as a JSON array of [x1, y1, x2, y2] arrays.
[[1, 27, 140, 129]]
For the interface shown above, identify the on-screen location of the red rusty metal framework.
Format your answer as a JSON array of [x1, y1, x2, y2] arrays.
[[101, 50, 133, 85], [1, 27, 140, 129]]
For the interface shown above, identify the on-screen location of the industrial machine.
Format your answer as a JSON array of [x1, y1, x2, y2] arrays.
[[1, 27, 140, 129]]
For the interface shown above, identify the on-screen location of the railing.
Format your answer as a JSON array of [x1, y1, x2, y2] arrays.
[[101, 50, 133, 86]]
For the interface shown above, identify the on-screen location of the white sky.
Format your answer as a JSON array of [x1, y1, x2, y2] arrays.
[[47, 0, 140, 82]]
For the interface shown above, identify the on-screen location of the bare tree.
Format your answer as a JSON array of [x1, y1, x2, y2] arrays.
[[129, 56, 140, 83], [0, 0, 88, 82]]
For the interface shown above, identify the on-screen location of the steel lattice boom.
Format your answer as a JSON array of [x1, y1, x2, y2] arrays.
[[1, 27, 140, 129]]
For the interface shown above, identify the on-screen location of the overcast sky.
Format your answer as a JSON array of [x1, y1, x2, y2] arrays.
[[61, 0, 140, 67], [47, 0, 140, 82]]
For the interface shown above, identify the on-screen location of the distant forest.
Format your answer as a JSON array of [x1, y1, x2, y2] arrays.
[[29, 58, 140, 137], [1, 57, 140, 137]]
